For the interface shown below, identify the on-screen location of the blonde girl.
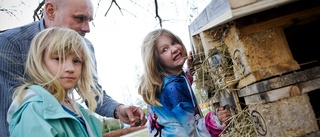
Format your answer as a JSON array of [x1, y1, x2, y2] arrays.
[[7, 27, 103, 137], [138, 28, 227, 137]]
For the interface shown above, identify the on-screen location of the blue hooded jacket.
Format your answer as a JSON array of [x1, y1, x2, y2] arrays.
[[147, 72, 211, 137]]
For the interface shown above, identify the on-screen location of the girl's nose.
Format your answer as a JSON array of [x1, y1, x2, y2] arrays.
[[171, 46, 178, 53], [64, 61, 75, 73]]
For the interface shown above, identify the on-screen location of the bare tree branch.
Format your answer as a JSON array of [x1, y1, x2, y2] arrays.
[[105, 0, 124, 16], [0, 8, 18, 33], [0, 29, 7, 33], [112, 0, 124, 15], [129, 0, 153, 15], [95, 0, 103, 18], [33, 0, 45, 21], [154, 0, 162, 28], [0, 8, 17, 18], [3, 0, 167, 30]]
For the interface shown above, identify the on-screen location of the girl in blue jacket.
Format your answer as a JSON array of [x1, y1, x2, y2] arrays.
[[7, 27, 103, 137], [138, 28, 230, 137]]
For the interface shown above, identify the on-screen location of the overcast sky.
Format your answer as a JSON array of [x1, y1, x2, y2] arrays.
[[0, 0, 210, 106]]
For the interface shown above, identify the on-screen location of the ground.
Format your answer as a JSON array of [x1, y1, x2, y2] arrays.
[[103, 125, 147, 137]]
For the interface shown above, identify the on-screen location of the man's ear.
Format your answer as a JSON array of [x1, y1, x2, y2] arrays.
[[45, 3, 55, 20]]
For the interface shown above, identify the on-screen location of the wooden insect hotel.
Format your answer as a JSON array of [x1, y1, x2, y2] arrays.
[[189, 0, 320, 136]]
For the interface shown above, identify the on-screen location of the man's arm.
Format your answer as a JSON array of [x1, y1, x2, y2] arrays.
[[94, 90, 119, 117], [0, 34, 29, 136]]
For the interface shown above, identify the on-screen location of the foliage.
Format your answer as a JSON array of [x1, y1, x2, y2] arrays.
[[102, 125, 121, 133], [142, 107, 148, 114], [101, 118, 124, 134]]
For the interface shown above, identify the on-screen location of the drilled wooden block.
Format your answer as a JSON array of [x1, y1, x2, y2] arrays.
[[224, 25, 300, 88], [248, 94, 319, 137]]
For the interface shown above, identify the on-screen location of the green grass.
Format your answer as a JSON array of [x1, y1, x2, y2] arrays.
[[121, 108, 212, 137], [128, 131, 148, 137], [202, 108, 210, 116]]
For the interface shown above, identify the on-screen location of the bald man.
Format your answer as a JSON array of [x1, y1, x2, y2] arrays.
[[0, 0, 146, 136]]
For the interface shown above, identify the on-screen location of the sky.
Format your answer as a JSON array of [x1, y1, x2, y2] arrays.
[[0, 0, 210, 106]]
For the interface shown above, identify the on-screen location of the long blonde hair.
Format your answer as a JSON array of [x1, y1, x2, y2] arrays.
[[13, 27, 103, 113], [138, 28, 187, 106]]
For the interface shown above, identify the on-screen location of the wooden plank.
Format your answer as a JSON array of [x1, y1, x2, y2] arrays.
[[189, 0, 297, 36], [199, 31, 220, 57], [238, 66, 320, 97], [237, 60, 300, 89], [191, 35, 203, 65], [231, 90, 242, 111], [244, 77, 320, 105], [229, 0, 257, 9], [231, 0, 297, 20], [300, 78, 320, 94], [189, 0, 232, 35], [239, 6, 320, 36]]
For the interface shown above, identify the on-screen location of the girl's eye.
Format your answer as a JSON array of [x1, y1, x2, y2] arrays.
[[73, 59, 82, 64], [54, 57, 61, 61], [162, 48, 168, 53]]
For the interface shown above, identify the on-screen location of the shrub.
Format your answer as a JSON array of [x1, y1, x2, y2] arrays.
[[101, 118, 124, 133]]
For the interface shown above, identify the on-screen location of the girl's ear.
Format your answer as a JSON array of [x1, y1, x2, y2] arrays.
[[45, 3, 55, 20]]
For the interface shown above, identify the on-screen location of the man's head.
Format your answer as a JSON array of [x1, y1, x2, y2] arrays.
[[44, 0, 93, 36]]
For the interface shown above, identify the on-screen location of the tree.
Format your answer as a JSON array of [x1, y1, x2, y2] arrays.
[[0, 0, 212, 110], [1, 0, 210, 32]]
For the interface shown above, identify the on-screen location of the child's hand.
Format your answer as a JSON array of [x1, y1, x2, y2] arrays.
[[186, 51, 195, 75], [186, 51, 193, 68], [217, 107, 230, 129]]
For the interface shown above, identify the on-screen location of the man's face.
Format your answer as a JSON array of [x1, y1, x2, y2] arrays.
[[54, 0, 93, 36]]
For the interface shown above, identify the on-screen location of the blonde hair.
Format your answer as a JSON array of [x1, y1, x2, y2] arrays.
[[13, 27, 103, 113], [138, 28, 187, 106]]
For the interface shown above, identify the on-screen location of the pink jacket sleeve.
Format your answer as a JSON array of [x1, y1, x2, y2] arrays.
[[205, 111, 224, 137], [185, 68, 194, 85]]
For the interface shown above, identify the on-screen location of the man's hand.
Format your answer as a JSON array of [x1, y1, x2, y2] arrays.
[[116, 105, 147, 127]]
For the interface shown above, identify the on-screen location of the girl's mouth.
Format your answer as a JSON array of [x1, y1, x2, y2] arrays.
[[173, 53, 182, 61]]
